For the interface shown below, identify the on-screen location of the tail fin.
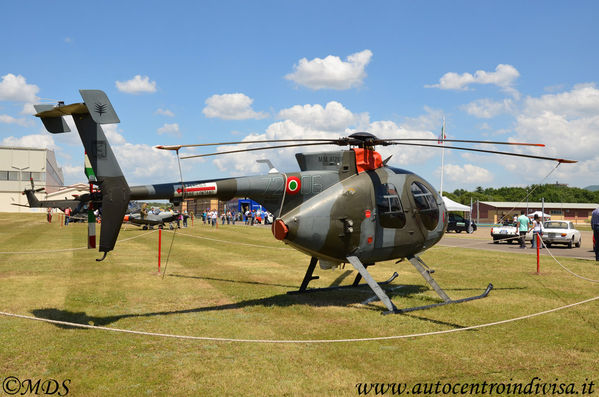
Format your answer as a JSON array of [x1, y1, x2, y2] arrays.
[[23, 189, 41, 208], [35, 90, 129, 257]]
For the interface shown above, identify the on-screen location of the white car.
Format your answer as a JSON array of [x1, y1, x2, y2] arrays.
[[490, 222, 519, 243], [528, 220, 582, 248]]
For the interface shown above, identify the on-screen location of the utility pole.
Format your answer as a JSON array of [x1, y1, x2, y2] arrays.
[[11, 165, 29, 212]]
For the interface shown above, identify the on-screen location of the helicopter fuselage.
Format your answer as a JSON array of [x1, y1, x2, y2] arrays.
[[129, 149, 447, 267]]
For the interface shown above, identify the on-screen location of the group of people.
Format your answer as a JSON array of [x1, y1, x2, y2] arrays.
[[201, 210, 227, 227], [199, 209, 273, 227], [515, 211, 545, 249]]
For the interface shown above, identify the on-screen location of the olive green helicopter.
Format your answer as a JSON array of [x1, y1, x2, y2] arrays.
[[34, 90, 576, 314]]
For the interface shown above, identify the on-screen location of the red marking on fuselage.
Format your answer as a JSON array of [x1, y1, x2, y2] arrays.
[[176, 186, 216, 193]]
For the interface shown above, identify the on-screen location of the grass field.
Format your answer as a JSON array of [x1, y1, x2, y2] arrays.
[[1, 213, 598, 396]]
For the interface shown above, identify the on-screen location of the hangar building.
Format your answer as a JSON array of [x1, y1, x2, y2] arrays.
[[0, 146, 64, 212]]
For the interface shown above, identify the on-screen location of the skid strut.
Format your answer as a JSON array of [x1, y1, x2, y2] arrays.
[[349, 255, 492, 315], [287, 257, 398, 295]]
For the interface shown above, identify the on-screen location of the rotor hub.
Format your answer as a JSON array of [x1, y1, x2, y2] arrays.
[[347, 132, 381, 148]]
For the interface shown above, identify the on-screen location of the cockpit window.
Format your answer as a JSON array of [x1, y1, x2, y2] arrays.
[[410, 181, 439, 230], [376, 183, 406, 228]]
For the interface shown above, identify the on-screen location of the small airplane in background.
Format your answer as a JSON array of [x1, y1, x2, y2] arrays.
[[124, 202, 179, 230]]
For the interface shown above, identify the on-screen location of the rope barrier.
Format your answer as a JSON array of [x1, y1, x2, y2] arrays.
[[543, 245, 599, 283], [1, 294, 597, 343], [0, 229, 157, 255], [440, 231, 599, 282], [164, 229, 291, 250]]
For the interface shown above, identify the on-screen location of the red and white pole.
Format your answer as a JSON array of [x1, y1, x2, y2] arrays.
[[88, 182, 96, 249], [158, 228, 162, 273], [535, 233, 541, 274]]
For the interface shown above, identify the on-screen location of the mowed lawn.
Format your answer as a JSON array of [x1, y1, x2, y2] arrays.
[[1, 213, 598, 396]]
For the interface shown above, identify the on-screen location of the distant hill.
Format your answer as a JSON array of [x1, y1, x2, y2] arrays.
[[585, 185, 599, 192]]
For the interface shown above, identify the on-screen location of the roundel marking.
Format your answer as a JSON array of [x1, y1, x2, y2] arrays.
[[286, 176, 301, 194]]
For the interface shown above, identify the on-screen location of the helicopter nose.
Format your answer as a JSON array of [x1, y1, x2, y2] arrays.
[[272, 219, 288, 240]]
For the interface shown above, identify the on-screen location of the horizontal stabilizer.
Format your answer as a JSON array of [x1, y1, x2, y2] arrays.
[[33, 104, 71, 133]]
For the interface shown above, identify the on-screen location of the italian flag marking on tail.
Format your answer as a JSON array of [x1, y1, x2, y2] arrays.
[[286, 176, 301, 194], [84, 153, 96, 182]]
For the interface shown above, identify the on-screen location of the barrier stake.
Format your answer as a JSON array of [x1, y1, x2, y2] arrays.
[[535, 233, 541, 274], [158, 229, 162, 273]]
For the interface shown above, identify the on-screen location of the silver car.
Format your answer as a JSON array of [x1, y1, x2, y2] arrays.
[[537, 220, 582, 248]]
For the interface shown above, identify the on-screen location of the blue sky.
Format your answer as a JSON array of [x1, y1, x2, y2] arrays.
[[1, 1, 598, 192]]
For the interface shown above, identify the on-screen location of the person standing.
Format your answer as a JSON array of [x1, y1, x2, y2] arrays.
[[531, 214, 543, 249], [591, 206, 599, 262], [64, 207, 72, 226], [517, 210, 530, 248]]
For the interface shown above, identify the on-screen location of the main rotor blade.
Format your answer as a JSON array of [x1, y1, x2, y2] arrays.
[[179, 142, 337, 159], [157, 138, 339, 150], [388, 142, 577, 163], [385, 138, 545, 147]]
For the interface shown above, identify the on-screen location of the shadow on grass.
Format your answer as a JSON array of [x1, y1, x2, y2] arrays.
[[32, 283, 467, 329], [168, 273, 298, 289]]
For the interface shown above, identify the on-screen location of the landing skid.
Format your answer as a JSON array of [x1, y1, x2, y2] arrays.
[[287, 257, 399, 295], [288, 255, 492, 314], [384, 255, 493, 314]]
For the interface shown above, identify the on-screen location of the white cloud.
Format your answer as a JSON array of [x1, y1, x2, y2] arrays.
[[513, 84, 599, 161], [0, 74, 40, 102], [499, 84, 599, 187], [1, 133, 56, 149], [444, 163, 493, 184], [202, 93, 267, 120], [285, 49, 372, 90], [62, 164, 83, 176], [211, 102, 438, 174], [20, 103, 36, 115], [112, 143, 198, 183], [103, 124, 127, 145], [522, 83, 599, 119], [115, 75, 157, 94], [462, 98, 514, 118], [155, 108, 175, 117], [277, 101, 368, 132], [0, 114, 34, 127], [427, 64, 520, 97], [157, 123, 181, 136]]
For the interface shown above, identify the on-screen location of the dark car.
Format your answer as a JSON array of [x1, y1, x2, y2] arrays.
[[447, 213, 477, 233]]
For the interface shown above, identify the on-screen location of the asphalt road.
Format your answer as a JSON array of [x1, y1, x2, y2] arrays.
[[440, 227, 597, 261]]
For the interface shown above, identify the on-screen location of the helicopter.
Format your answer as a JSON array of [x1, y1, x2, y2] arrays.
[[12, 177, 99, 219], [34, 90, 576, 314]]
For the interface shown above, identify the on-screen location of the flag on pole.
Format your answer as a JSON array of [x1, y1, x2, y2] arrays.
[[438, 118, 446, 144]]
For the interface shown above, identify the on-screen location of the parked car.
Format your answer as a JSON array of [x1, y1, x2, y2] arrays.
[[447, 213, 476, 233], [535, 220, 582, 248], [490, 220, 519, 243]]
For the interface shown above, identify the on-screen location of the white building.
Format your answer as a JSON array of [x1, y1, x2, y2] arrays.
[[0, 146, 65, 212]]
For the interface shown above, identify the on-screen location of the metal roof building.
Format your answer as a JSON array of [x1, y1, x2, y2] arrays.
[[0, 146, 64, 212], [473, 201, 599, 225]]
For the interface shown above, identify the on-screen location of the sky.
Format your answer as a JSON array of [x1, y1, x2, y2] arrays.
[[1, 1, 598, 193]]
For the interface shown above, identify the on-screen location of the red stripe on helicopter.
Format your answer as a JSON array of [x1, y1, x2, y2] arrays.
[[176, 186, 216, 193]]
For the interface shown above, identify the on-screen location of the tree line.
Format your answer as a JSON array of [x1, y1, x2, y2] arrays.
[[444, 184, 599, 205]]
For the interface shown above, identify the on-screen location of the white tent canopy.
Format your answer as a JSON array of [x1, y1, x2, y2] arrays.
[[527, 210, 551, 220], [442, 196, 471, 212]]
